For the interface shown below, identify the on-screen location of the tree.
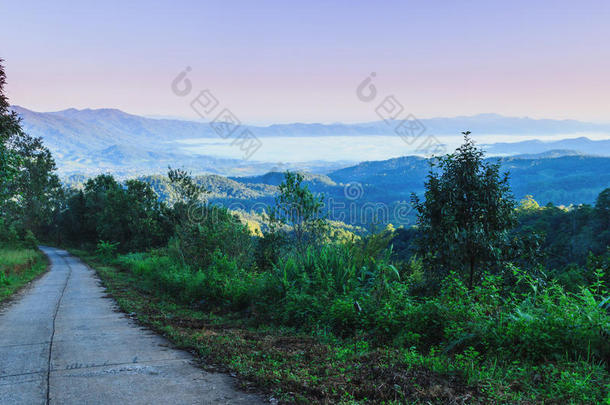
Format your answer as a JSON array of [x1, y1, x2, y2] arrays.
[[0, 59, 21, 215], [167, 167, 206, 205], [70, 175, 172, 251], [165, 169, 253, 269], [167, 167, 208, 224], [270, 171, 328, 252], [596, 188, 610, 225], [0, 59, 61, 238], [412, 132, 516, 289], [519, 195, 540, 211], [594, 188, 610, 253], [9, 134, 62, 234]]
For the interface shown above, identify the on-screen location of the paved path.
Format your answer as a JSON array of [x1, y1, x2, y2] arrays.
[[0, 247, 264, 404]]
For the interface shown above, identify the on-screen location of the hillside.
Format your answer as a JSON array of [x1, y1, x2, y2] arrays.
[[484, 137, 610, 156], [325, 153, 610, 207], [12, 106, 610, 178], [128, 153, 610, 228]]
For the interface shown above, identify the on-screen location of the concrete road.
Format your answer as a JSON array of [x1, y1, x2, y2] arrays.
[[0, 247, 264, 404]]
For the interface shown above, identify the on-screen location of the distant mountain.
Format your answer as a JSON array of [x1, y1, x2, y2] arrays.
[[11, 106, 610, 177], [483, 137, 610, 156], [511, 149, 584, 159], [325, 153, 610, 207], [14, 106, 610, 140]]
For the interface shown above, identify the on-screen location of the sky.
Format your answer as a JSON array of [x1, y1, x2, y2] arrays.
[[1, 0, 609, 124]]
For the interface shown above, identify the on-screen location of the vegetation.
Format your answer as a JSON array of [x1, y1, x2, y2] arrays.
[[0, 59, 52, 301], [58, 152, 610, 402], [0, 246, 48, 302], [62, 153, 610, 230], [0, 59, 61, 243], [1, 58, 609, 403], [412, 132, 516, 289]]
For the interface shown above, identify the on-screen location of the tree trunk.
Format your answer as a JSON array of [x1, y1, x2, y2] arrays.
[[469, 256, 475, 290]]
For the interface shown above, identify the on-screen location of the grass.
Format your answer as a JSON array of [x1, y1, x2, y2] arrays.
[[70, 248, 610, 404], [72, 249, 483, 404], [0, 245, 48, 302]]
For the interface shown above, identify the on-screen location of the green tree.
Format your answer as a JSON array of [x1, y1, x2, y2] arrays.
[[0, 59, 21, 217], [165, 169, 253, 269], [167, 167, 208, 224], [270, 171, 328, 253], [596, 188, 610, 225], [10, 135, 62, 234], [0, 59, 61, 238], [74, 175, 171, 251], [122, 179, 172, 250], [519, 195, 540, 211], [595, 188, 610, 253], [412, 132, 516, 289]]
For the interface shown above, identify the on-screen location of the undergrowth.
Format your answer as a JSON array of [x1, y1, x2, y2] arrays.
[[0, 244, 48, 302], [73, 248, 610, 404]]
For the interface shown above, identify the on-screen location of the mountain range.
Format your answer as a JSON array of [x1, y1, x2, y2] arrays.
[[11, 106, 610, 178], [128, 152, 610, 227]]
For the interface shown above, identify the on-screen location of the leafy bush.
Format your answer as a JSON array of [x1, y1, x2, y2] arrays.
[[117, 249, 254, 310], [24, 230, 38, 249], [95, 240, 119, 263], [172, 205, 255, 271]]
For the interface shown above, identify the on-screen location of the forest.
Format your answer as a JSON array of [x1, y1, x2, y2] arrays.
[[2, 60, 610, 403]]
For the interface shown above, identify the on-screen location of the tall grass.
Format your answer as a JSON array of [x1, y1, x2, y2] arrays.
[[100, 242, 610, 403], [0, 246, 47, 300], [112, 243, 610, 365]]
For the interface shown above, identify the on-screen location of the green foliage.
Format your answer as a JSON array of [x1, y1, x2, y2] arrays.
[[519, 194, 540, 210], [24, 230, 38, 250], [412, 133, 517, 288], [0, 59, 61, 239], [33, 110, 609, 401], [95, 240, 119, 262], [0, 246, 47, 301], [167, 167, 207, 205], [116, 249, 254, 310], [269, 171, 328, 252], [56, 175, 173, 251], [0, 218, 19, 244], [515, 195, 610, 272], [171, 204, 255, 270]]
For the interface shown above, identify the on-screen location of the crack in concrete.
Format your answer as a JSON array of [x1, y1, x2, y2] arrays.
[[1, 248, 264, 404], [45, 253, 72, 405]]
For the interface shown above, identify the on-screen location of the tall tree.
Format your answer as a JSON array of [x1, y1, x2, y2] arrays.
[[270, 171, 328, 252], [9, 135, 62, 234], [0, 58, 61, 236], [0, 59, 21, 213], [412, 132, 516, 288]]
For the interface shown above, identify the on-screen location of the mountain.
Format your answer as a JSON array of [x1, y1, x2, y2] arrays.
[[325, 153, 610, 207], [483, 137, 610, 156], [11, 106, 610, 177], [133, 152, 610, 228], [15, 106, 610, 141]]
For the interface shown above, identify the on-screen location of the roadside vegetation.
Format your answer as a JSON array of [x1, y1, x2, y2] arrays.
[[1, 58, 609, 403], [0, 60, 52, 301], [0, 243, 47, 302]]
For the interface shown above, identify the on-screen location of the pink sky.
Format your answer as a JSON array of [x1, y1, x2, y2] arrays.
[[1, 0, 609, 124]]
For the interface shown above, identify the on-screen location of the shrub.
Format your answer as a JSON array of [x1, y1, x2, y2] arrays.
[[173, 205, 255, 270], [96, 240, 119, 263], [24, 230, 38, 250]]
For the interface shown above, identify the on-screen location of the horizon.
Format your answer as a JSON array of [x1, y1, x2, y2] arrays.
[[11, 104, 610, 127], [2, 1, 610, 123]]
